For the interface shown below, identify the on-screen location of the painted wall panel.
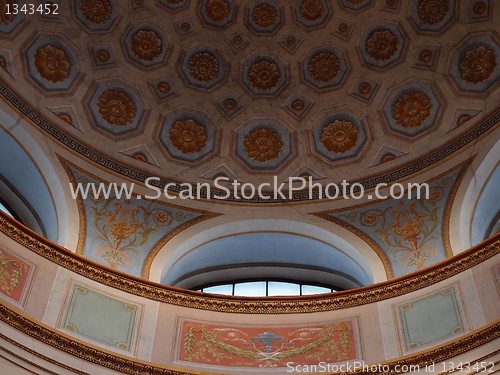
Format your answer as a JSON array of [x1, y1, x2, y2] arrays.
[[176, 318, 362, 369], [61, 284, 139, 352], [396, 285, 466, 352], [0, 247, 36, 307]]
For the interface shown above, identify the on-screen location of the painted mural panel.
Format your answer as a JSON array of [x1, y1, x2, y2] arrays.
[[314, 163, 467, 278], [177, 318, 361, 368], [62, 159, 219, 277], [61, 284, 139, 352], [396, 285, 466, 353], [0, 247, 35, 307]]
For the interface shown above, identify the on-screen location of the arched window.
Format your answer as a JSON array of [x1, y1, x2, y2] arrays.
[[196, 279, 339, 297]]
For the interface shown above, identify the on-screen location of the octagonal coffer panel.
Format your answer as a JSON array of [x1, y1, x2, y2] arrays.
[[23, 35, 83, 93], [179, 44, 228, 91], [382, 83, 443, 137], [408, 0, 457, 33], [123, 22, 170, 69], [302, 46, 349, 90], [86, 81, 147, 137], [448, 35, 499, 94], [241, 53, 288, 96], [73, 0, 120, 32], [359, 23, 407, 70], [246, 0, 284, 34], [158, 111, 217, 163], [0, 0, 26, 37], [340, 0, 373, 12], [293, 0, 332, 29], [235, 120, 292, 170], [199, 0, 237, 28], [313, 113, 367, 162], [158, 0, 189, 12]]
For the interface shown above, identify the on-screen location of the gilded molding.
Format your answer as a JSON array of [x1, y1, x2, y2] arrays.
[[0, 302, 498, 375], [0, 333, 90, 375], [0, 213, 498, 313], [0, 345, 61, 375]]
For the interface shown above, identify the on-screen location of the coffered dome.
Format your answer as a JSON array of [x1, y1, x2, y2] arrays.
[[0, 2, 498, 374], [0, 0, 497, 193]]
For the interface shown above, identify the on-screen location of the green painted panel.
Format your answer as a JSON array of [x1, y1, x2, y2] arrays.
[[63, 285, 138, 351], [398, 286, 464, 351]]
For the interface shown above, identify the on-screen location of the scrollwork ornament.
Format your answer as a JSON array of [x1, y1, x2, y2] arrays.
[[0, 211, 497, 313], [0, 303, 498, 374]]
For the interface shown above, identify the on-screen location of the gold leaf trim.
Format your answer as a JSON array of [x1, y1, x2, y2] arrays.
[[0, 332, 90, 375], [0, 212, 498, 313], [0, 303, 498, 375]]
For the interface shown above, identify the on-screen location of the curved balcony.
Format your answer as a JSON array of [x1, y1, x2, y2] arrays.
[[0, 214, 498, 374]]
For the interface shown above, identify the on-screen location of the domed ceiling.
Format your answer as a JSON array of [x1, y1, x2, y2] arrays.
[[0, 0, 498, 198]]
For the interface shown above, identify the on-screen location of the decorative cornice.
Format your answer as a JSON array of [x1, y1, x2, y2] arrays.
[[0, 302, 498, 375], [0, 214, 498, 313], [0, 80, 498, 203], [0, 304, 192, 375], [0, 333, 90, 375]]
